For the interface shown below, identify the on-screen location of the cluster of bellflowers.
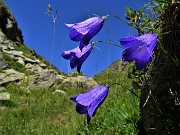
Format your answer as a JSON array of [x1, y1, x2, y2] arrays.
[[61, 15, 158, 123]]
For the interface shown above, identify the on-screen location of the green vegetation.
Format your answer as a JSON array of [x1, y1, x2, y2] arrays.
[[0, 69, 5, 73], [14, 43, 34, 60], [0, 69, 139, 135], [2, 52, 27, 74]]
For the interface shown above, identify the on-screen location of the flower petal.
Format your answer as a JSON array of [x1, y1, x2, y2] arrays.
[[146, 34, 157, 54], [121, 34, 157, 70], [119, 36, 137, 48], [135, 53, 152, 70], [70, 96, 78, 103], [123, 42, 152, 69], [62, 44, 92, 72], [70, 30, 85, 41], [77, 64, 82, 73], [61, 47, 79, 60], [70, 85, 109, 124], [65, 23, 74, 28], [70, 97, 88, 114], [122, 42, 143, 62], [76, 103, 88, 114], [79, 41, 85, 50], [65, 16, 104, 43], [87, 86, 108, 123], [74, 85, 108, 106], [65, 23, 88, 42], [70, 44, 92, 71]]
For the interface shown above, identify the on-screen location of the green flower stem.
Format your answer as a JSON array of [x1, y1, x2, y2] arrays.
[[109, 83, 140, 98], [109, 14, 137, 29], [92, 40, 124, 48], [50, 22, 56, 68]]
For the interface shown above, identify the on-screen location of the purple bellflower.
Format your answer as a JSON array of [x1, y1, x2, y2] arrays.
[[65, 16, 104, 50], [61, 44, 92, 73], [120, 34, 157, 70], [70, 85, 109, 124]]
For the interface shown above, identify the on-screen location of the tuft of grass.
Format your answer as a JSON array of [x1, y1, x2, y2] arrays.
[[0, 83, 84, 135]]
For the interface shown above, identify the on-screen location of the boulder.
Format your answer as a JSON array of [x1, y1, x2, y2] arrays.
[[28, 70, 98, 90], [0, 69, 24, 85], [2, 50, 24, 57], [25, 63, 44, 74], [15, 57, 25, 65], [28, 70, 59, 88], [38, 62, 47, 69], [62, 75, 98, 90]]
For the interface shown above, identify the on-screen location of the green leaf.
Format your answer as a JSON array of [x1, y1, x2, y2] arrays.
[[126, 7, 132, 17]]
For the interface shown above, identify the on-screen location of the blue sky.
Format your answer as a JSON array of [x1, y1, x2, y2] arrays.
[[4, 0, 147, 77]]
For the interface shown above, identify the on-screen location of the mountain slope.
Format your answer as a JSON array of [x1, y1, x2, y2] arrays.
[[0, 1, 97, 92], [93, 59, 129, 85]]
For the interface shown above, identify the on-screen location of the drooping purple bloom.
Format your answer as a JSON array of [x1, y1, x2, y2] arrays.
[[120, 34, 157, 70], [65, 16, 104, 49], [61, 44, 92, 73], [70, 85, 109, 123]]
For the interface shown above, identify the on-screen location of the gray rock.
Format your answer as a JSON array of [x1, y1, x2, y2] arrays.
[[38, 62, 47, 69], [56, 74, 66, 81], [25, 63, 43, 74], [1, 43, 15, 51], [0, 69, 24, 85], [27, 70, 98, 90], [23, 57, 37, 64], [15, 57, 25, 65], [28, 70, 58, 88], [1, 45, 8, 51], [0, 92, 10, 100], [61, 75, 98, 90], [0, 52, 6, 69], [0, 72, 7, 80], [61, 77, 77, 88], [6, 18, 13, 29], [2, 50, 24, 57], [0, 86, 6, 91], [8, 46, 15, 50], [75, 76, 98, 89]]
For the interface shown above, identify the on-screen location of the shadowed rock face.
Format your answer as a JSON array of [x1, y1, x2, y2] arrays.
[[139, 2, 180, 135], [0, 0, 23, 43]]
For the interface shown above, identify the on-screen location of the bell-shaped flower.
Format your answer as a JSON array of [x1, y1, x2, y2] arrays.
[[70, 85, 109, 124], [120, 34, 157, 70], [61, 43, 92, 73], [65, 16, 104, 49]]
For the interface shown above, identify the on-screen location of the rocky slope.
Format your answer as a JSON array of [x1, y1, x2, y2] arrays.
[[101, 59, 128, 73], [0, 1, 97, 100]]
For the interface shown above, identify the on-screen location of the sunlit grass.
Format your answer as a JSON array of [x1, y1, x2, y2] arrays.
[[0, 84, 83, 135], [0, 70, 140, 135]]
